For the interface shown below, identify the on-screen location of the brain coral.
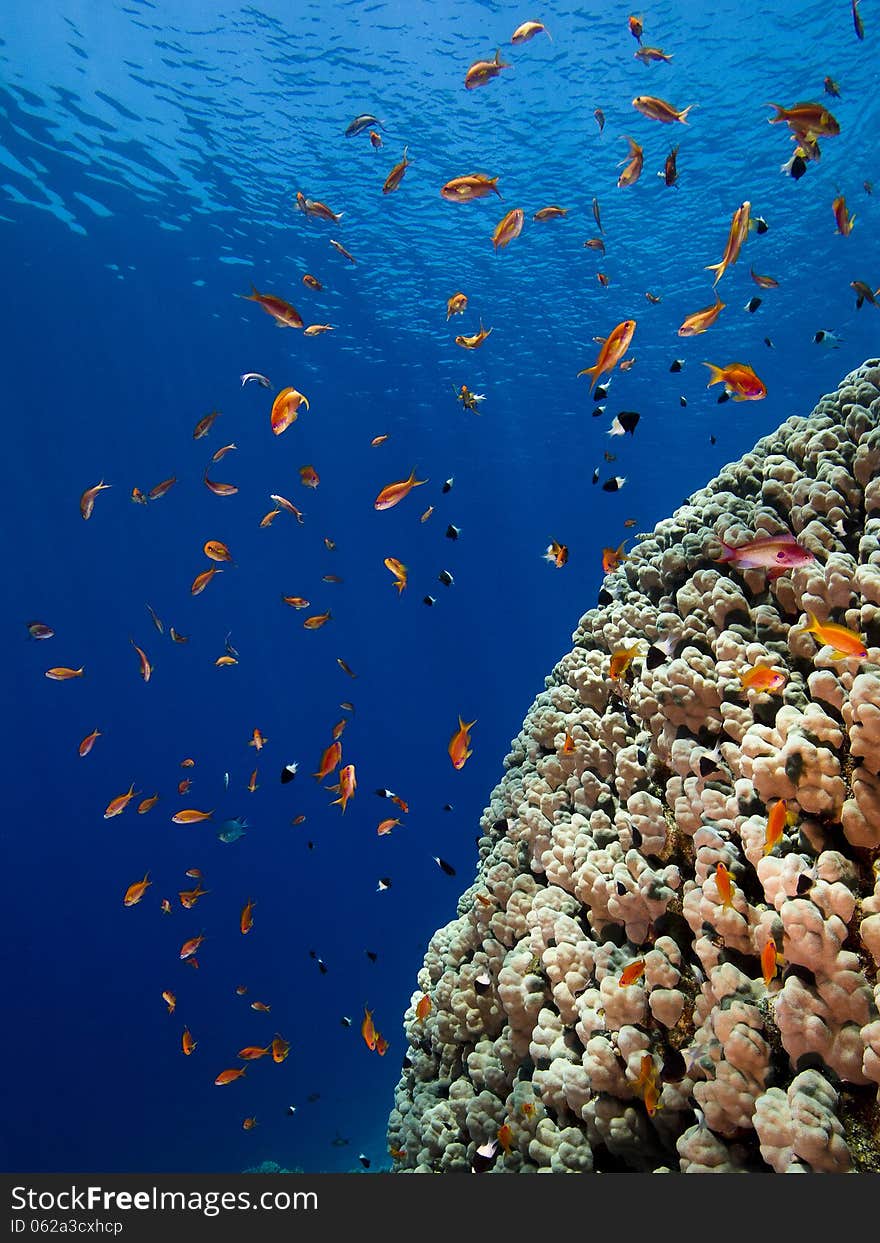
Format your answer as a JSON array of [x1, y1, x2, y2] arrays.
[[387, 360, 880, 1174]]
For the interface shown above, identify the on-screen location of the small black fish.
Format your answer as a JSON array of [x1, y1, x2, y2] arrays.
[[423, 595, 436, 606], [709, 434, 716, 444], [616, 881, 627, 895], [594, 381, 611, 400], [592, 468, 600, 484], [680, 396, 688, 407], [280, 762, 298, 784], [444, 804, 454, 812], [602, 476, 626, 492], [745, 296, 762, 313], [669, 358, 684, 373], [617, 410, 640, 434], [438, 570, 454, 586], [442, 478, 454, 493], [318, 959, 328, 974], [307, 840, 314, 849], [796, 873, 814, 895], [365, 950, 378, 963], [789, 154, 807, 180], [341, 1016, 352, 1027], [597, 587, 613, 605], [592, 405, 606, 418], [433, 856, 456, 876], [752, 216, 769, 234], [377, 877, 392, 891], [376, 788, 395, 799], [645, 644, 670, 671], [592, 195, 603, 233], [764, 337, 775, 348], [446, 524, 460, 540], [717, 391, 730, 404], [287, 1105, 297, 1115], [474, 970, 492, 995], [630, 824, 643, 847], [358, 1154, 371, 1169]]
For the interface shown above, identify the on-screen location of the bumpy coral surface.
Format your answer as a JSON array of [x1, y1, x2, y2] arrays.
[[388, 361, 880, 1174]]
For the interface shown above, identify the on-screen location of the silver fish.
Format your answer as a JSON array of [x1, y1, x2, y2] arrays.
[[240, 372, 271, 387], [344, 114, 382, 137]]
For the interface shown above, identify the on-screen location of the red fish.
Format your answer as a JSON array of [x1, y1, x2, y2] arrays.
[[448, 716, 476, 770]]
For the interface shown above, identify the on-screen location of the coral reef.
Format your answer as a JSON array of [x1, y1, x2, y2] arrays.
[[388, 360, 880, 1173]]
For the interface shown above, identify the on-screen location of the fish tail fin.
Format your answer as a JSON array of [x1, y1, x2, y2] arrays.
[[704, 260, 724, 284], [714, 540, 736, 563], [678, 103, 696, 123], [765, 103, 785, 123], [703, 362, 724, 388], [577, 362, 601, 383]]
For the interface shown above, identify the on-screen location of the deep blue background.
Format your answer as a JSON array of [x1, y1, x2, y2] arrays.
[[2, 0, 878, 1172]]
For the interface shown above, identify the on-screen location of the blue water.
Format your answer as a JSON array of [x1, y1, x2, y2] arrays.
[[2, 0, 877, 1174]]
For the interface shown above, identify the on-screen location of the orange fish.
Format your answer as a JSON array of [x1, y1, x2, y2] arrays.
[[678, 294, 725, 336], [239, 285, 303, 328], [371, 434, 389, 446], [242, 1117, 258, 1131], [214, 1067, 246, 1085], [249, 728, 267, 751], [191, 566, 223, 596], [137, 794, 159, 814], [374, 469, 427, 510], [131, 487, 147, 505], [761, 939, 779, 987], [302, 273, 323, 291], [375, 1034, 389, 1056], [79, 728, 102, 757], [185, 867, 202, 877], [295, 191, 344, 223], [178, 884, 209, 909], [182, 1028, 197, 1056], [299, 465, 320, 488], [180, 933, 206, 959], [203, 539, 233, 562], [329, 764, 357, 813], [602, 541, 628, 573], [440, 175, 501, 203], [377, 818, 400, 836], [617, 136, 644, 188], [635, 45, 672, 62], [271, 493, 305, 522], [282, 595, 310, 610], [260, 509, 281, 527], [130, 639, 152, 682], [491, 207, 524, 250], [104, 783, 138, 819], [832, 194, 856, 235], [465, 48, 510, 90], [171, 809, 213, 825], [248, 769, 259, 792], [46, 666, 84, 680], [271, 1034, 291, 1063], [763, 799, 789, 856], [303, 610, 332, 629], [577, 320, 636, 392], [212, 443, 237, 462], [704, 362, 766, 401], [314, 741, 342, 780], [562, 732, 576, 754], [391, 794, 408, 813], [145, 476, 176, 502], [240, 899, 256, 934], [597, 272, 610, 288], [633, 1054, 662, 1116], [80, 480, 111, 520], [271, 386, 310, 436], [475, 893, 494, 908], [534, 205, 567, 221], [236, 985, 248, 996], [415, 994, 432, 1022], [705, 202, 750, 286], [203, 472, 238, 497], [512, 19, 550, 42], [798, 612, 867, 659], [628, 14, 644, 41], [609, 643, 641, 681], [382, 146, 410, 194], [160, 899, 172, 914], [362, 1006, 377, 1051], [250, 1001, 270, 1013], [738, 666, 786, 694], [766, 101, 839, 137], [170, 628, 189, 643], [632, 94, 693, 123], [421, 506, 434, 522], [751, 268, 779, 289], [584, 237, 605, 254], [162, 990, 176, 1014], [238, 1045, 271, 1060], [544, 540, 569, 568], [618, 960, 646, 987], [193, 411, 221, 439], [370, 130, 383, 147], [329, 237, 356, 264], [455, 320, 493, 349], [448, 716, 476, 770], [497, 1124, 514, 1156], [215, 655, 238, 667], [715, 862, 735, 910], [384, 556, 408, 593], [123, 873, 151, 907]]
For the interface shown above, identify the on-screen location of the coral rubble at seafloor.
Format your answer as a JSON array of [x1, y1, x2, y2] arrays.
[[388, 361, 880, 1174]]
